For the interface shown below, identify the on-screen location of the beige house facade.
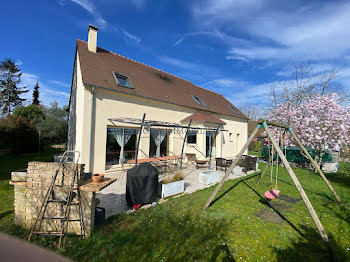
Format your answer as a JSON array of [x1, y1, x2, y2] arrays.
[[68, 25, 249, 174]]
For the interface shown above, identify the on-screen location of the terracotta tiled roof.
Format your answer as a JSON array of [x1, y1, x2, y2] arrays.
[[181, 111, 226, 125], [76, 40, 248, 119]]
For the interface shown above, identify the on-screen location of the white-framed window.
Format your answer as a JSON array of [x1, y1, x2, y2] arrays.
[[229, 133, 233, 142]]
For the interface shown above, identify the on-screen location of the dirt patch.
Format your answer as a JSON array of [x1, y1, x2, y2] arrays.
[[277, 194, 301, 203], [256, 209, 284, 224], [266, 201, 292, 212]]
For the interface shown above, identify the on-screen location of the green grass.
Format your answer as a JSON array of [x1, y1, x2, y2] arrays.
[[249, 151, 263, 157], [0, 151, 349, 261]]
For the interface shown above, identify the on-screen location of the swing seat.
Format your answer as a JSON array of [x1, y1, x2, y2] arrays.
[[264, 189, 280, 200]]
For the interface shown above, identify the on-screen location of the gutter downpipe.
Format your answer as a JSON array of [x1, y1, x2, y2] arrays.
[[88, 86, 95, 173]]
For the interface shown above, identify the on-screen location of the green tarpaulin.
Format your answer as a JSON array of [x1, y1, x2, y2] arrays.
[[262, 146, 333, 164]]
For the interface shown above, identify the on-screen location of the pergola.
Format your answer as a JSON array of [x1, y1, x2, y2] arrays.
[[108, 113, 227, 168]]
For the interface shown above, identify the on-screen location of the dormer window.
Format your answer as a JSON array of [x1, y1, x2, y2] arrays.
[[113, 72, 133, 89], [229, 106, 240, 114], [192, 95, 206, 106]]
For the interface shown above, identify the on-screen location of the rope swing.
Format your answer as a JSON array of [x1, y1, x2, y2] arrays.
[[264, 130, 281, 200]]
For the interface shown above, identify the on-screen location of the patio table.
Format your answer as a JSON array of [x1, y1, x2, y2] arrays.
[[126, 155, 180, 164]]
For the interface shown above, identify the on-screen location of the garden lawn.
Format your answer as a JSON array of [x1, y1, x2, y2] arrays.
[[0, 155, 349, 261]]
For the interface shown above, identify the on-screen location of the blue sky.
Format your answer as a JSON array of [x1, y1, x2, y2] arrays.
[[2, 0, 350, 107]]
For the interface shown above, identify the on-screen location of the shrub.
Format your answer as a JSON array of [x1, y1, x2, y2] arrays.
[[254, 140, 261, 153], [0, 115, 39, 153], [162, 169, 185, 184], [13, 104, 44, 122]]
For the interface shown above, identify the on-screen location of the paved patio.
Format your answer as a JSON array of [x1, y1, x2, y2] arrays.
[[96, 164, 259, 218]]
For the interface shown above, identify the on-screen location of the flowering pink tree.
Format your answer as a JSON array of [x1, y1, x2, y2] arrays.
[[267, 93, 350, 161]]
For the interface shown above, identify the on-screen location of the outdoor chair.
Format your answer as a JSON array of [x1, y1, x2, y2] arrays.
[[238, 155, 257, 173], [195, 160, 208, 169], [215, 158, 232, 173]]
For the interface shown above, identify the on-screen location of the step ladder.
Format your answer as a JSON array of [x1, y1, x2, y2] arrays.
[[28, 151, 85, 248]]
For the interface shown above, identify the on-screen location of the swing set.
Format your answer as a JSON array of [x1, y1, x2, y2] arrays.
[[262, 129, 288, 200], [203, 119, 342, 258]]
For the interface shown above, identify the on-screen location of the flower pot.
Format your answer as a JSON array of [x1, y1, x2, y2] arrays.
[[199, 171, 219, 185], [92, 173, 104, 183], [161, 180, 184, 198]]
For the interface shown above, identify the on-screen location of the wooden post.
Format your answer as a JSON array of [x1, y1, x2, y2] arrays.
[[180, 120, 192, 169], [203, 124, 262, 210], [289, 129, 342, 204], [257, 154, 271, 184], [135, 113, 146, 166], [263, 122, 334, 257]]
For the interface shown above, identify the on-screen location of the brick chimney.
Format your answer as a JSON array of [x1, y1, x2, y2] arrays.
[[88, 24, 98, 53]]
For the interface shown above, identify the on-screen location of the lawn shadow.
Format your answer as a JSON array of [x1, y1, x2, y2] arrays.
[[210, 243, 236, 262], [208, 173, 260, 207], [0, 210, 12, 220], [274, 225, 348, 262], [63, 209, 236, 261], [323, 171, 350, 189], [242, 181, 305, 237]]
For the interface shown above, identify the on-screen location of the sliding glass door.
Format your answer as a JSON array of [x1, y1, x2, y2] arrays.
[[106, 127, 137, 166], [206, 131, 216, 157], [149, 129, 169, 157]]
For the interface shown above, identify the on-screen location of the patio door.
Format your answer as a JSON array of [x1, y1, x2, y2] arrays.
[[206, 131, 216, 157], [149, 129, 169, 157], [105, 127, 137, 166]]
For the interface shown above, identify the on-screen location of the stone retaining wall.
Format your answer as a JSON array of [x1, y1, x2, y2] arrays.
[[12, 162, 95, 237]]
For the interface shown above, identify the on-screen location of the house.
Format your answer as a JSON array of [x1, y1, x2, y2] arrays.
[[68, 25, 249, 174]]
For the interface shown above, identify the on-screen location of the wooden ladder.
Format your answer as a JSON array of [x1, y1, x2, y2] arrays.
[[28, 151, 85, 248]]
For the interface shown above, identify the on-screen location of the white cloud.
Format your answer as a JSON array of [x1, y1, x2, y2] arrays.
[[173, 31, 217, 47], [67, 1, 141, 43], [159, 56, 201, 71], [15, 59, 23, 66], [48, 80, 70, 88], [202, 77, 270, 106], [192, 0, 350, 63], [70, 0, 107, 28], [121, 29, 141, 43], [21, 73, 70, 107], [275, 63, 338, 77], [111, 25, 141, 44]]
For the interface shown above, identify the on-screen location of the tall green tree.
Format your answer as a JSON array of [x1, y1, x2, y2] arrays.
[[36, 101, 68, 144], [32, 81, 40, 105], [13, 104, 44, 122], [0, 58, 28, 114]]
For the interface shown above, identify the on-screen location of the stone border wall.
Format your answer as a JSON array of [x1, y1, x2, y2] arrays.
[[12, 162, 95, 237]]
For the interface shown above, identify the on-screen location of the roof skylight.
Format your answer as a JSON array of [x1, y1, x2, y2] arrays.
[[113, 72, 133, 89], [192, 95, 206, 106], [229, 106, 240, 114]]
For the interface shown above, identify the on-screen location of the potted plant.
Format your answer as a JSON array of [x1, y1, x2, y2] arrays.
[[161, 169, 185, 198], [92, 173, 104, 183]]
